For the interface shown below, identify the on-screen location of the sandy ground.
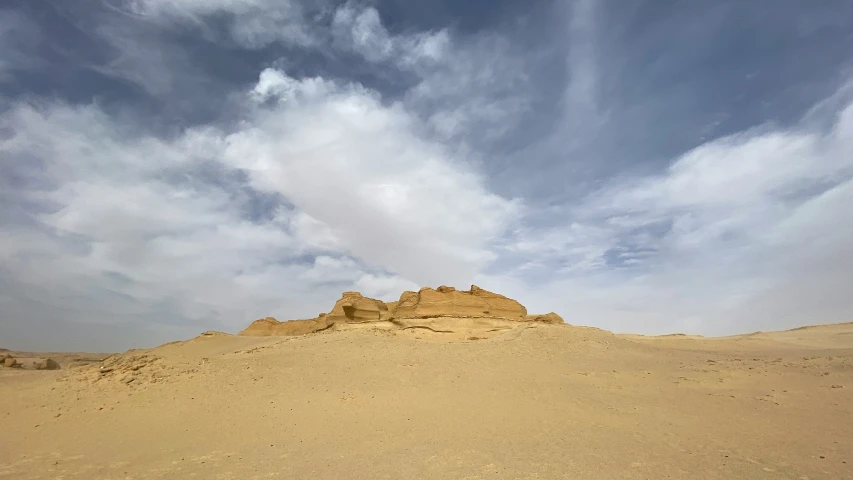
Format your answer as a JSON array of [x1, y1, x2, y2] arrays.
[[1, 321, 851, 479]]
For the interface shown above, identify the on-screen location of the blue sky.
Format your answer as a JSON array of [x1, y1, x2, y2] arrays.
[[2, 0, 852, 351]]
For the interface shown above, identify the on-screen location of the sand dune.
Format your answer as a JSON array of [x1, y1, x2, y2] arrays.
[[2, 319, 851, 479]]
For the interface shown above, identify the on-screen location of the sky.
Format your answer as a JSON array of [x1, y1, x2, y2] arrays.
[[2, 0, 853, 351]]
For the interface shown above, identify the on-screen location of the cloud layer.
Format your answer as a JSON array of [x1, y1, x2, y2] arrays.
[[1, 0, 852, 350]]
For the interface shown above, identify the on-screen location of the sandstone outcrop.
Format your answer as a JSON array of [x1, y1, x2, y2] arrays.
[[238, 285, 563, 337], [239, 316, 331, 336], [393, 285, 527, 320], [524, 312, 564, 324], [239, 292, 391, 336], [200, 331, 229, 337], [33, 358, 61, 370], [3, 356, 20, 368], [326, 292, 391, 323]]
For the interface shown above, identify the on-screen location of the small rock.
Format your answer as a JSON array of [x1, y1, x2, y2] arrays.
[[200, 331, 227, 336], [830, 385, 843, 389], [33, 358, 61, 370]]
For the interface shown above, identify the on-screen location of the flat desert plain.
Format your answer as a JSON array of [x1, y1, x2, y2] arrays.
[[1, 321, 851, 479]]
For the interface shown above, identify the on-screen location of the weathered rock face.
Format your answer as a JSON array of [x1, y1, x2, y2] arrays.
[[237, 292, 389, 337], [393, 285, 527, 320], [326, 292, 390, 323], [33, 358, 61, 370], [523, 312, 564, 324], [239, 316, 331, 336], [238, 286, 563, 337], [200, 331, 228, 337], [3, 356, 19, 368]]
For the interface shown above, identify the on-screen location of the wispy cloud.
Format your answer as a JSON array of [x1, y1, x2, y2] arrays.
[[564, 0, 600, 119], [492, 84, 853, 334], [126, 0, 324, 48], [227, 68, 522, 284], [1, 62, 520, 348], [0, 9, 43, 82]]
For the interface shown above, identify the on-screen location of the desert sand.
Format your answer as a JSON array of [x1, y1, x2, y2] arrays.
[[1, 288, 851, 479]]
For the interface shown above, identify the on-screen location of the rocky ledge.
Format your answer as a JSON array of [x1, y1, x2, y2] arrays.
[[240, 285, 563, 336]]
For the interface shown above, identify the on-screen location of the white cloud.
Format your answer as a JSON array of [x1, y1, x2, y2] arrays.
[[250, 68, 342, 105], [226, 68, 522, 285], [402, 32, 530, 143], [2, 104, 307, 326], [116, 0, 528, 148], [354, 273, 420, 301], [127, 0, 321, 48], [331, 2, 449, 67], [333, 2, 531, 143], [328, 2, 528, 143], [332, 5, 394, 63], [494, 91, 853, 335], [289, 211, 344, 251], [0, 64, 520, 347]]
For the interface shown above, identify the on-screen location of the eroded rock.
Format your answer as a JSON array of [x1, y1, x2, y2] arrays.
[[200, 331, 228, 337], [33, 358, 61, 370], [326, 292, 390, 323], [239, 316, 331, 336], [239, 285, 563, 337], [523, 312, 565, 324], [393, 285, 527, 320]]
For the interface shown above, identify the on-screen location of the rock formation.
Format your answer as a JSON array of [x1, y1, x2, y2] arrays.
[[3, 356, 19, 368], [200, 331, 229, 337], [393, 285, 527, 320], [523, 312, 564, 324], [326, 292, 391, 323], [239, 316, 331, 337], [238, 285, 563, 336], [33, 358, 61, 370]]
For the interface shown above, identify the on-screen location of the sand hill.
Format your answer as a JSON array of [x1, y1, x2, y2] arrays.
[[239, 285, 563, 338], [1, 290, 851, 479]]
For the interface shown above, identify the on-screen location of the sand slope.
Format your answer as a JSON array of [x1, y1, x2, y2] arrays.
[[1, 321, 851, 479]]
